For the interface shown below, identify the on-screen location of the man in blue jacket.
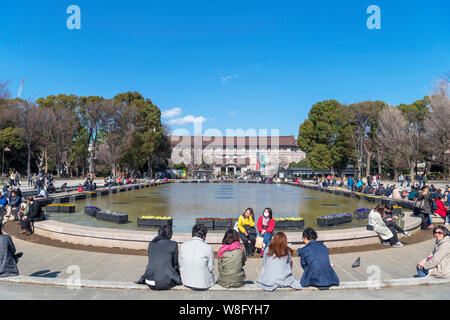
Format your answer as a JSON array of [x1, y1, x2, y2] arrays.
[[4, 191, 21, 223], [347, 177, 354, 191], [298, 227, 339, 289]]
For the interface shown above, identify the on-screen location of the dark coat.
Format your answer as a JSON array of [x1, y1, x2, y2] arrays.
[[0, 234, 19, 277], [417, 192, 433, 215], [27, 201, 44, 221], [298, 240, 339, 288], [140, 236, 182, 290]]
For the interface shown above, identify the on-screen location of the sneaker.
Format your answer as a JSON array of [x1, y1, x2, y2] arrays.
[[392, 242, 403, 247], [403, 231, 411, 237], [382, 241, 391, 246]]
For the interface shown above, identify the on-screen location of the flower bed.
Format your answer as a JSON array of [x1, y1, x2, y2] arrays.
[[353, 208, 371, 220], [317, 213, 352, 227], [96, 210, 128, 224], [213, 218, 234, 230], [84, 206, 100, 217], [195, 218, 215, 229], [274, 217, 304, 230], [392, 206, 404, 216], [137, 216, 172, 228], [45, 204, 75, 213]]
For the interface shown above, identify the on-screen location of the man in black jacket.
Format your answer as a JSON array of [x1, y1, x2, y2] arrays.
[[20, 196, 44, 235]]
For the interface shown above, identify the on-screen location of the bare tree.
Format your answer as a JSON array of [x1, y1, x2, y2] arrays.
[[97, 99, 136, 177], [375, 106, 420, 181], [423, 77, 450, 179], [0, 81, 11, 123], [9, 99, 44, 176], [41, 107, 79, 177]]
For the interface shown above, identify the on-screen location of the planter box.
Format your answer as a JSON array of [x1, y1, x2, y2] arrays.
[[45, 205, 61, 213], [213, 219, 233, 230], [381, 198, 391, 205], [84, 206, 100, 217], [317, 217, 337, 227], [354, 209, 371, 220], [274, 220, 289, 230], [59, 205, 76, 213], [100, 190, 109, 196], [137, 218, 172, 228], [86, 192, 97, 198], [392, 207, 403, 215], [119, 188, 126, 192], [97, 211, 128, 224], [72, 194, 87, 201], [284, 220, 305, 230], [134, 186, 140, 190], [55, 196, 70, 204], [127, 187, 133, 191], [195, 219, 214, 229]]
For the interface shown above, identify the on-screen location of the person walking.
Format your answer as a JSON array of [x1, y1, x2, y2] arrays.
[[14, 171, 20, 187], [416, 226, 450, 279], [178, 224, 215, 291], [256, 232, 302, 291], [136, 225, 182, 290], [298, 227, 339, 288], [237, 208, 257, 256], [217, 229, 246, 288], [399, 174, 404, 187]]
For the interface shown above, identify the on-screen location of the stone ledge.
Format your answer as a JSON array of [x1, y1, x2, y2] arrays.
[[0, 276, 448, 291]]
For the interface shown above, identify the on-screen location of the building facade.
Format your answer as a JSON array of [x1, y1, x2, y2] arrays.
[[170, 136, 305, 176]]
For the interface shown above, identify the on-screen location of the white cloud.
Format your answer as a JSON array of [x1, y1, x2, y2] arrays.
[[168, 115, 207, 126], [229, 110, 237, 116], [162, 107, 182, 118], [221, 74, 239, 84]]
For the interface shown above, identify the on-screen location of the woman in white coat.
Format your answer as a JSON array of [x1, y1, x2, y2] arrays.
[[368, 204, 403, 247]]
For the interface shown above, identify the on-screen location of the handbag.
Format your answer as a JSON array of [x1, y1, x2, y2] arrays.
[[255, 236, 264, 249], [414, 199, 425, 210]]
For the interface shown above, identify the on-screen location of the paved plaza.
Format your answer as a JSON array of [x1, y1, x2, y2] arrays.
[[1, 233, 450, 299]]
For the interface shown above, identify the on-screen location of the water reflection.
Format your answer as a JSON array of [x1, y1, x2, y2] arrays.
[[50, 183, 373, 232]]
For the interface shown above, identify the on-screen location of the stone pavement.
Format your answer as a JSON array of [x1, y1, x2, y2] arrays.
[[4, 235, 443, 285]]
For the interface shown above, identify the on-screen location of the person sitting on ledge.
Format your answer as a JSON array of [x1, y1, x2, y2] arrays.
[[237, 208, 257, 257], [298, 227, 339, 289], [416, 225, 450, 279], [136, 225, 182, 290], [256, 208, 275, 256], [368, 204, 403, 247], [178, 223, 215, 291], [0, 221, 20, 277], [256, 232, 302, 291], [383, 205, 411, 237], [217, 229, 246, 288], [19, 196, 44, 236]]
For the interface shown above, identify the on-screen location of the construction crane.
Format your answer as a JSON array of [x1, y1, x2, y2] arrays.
[[17, 78, 24, 98]]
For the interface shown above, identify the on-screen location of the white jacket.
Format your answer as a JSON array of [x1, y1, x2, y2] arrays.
[[179, 237, 215, 289], [368, 210, 393, 240]]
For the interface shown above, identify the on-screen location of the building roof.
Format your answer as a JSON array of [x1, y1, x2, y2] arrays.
[[170, 136, 298, 148]]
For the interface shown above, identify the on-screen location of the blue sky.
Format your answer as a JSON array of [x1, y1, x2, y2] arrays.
[[0, 0, 449, 136]]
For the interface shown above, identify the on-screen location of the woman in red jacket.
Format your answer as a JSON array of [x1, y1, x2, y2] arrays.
[[257, 208, 276, 256], [435, 196, 448, 221]]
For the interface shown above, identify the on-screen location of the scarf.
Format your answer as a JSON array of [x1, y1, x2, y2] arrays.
[[218, 241, 242, 258], [262, 216, 270, 227]]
